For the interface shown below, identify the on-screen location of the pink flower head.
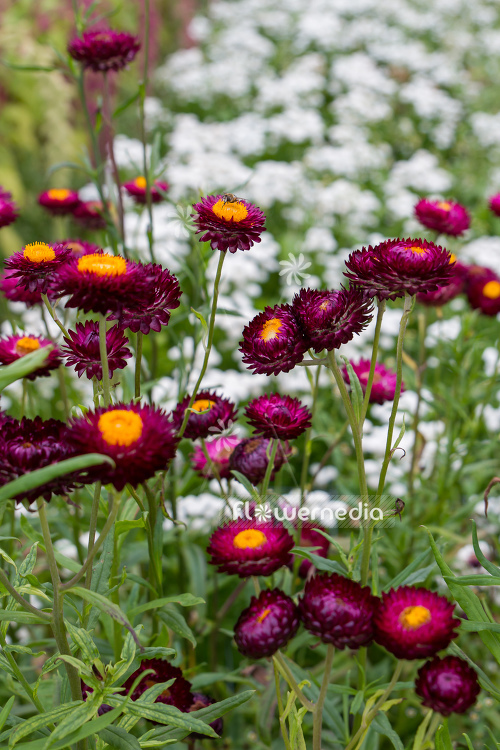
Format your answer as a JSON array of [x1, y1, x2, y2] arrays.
[[416, 255, 468, 306], [415, 656, 480, 716], [489, 194, 500, 217], [234, 588, 300, 658], [0, 188, 19, 228], [240, 304, 308, 376], [172, 391, 237, 440], [73, 201, 108, 230], [207, 520, 294, 577], [342, 359, 400, 404], [0, 334, 61, 379], [57, 239, 101, 259], [38, 189, 80, 216], [62, 321, 132, 381], [414, 198, 470, 236], [465, 265, 500, 316], [0, 270, 47, 307], [191, 436, 242, 480], [4, 242, 71, 295], [123, 177, 169, 204], [68, 29, 140, 73], [192, 194, 266, 253], [245, 393, 312, 439]]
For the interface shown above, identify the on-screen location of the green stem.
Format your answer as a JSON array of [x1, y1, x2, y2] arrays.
[[423, 712, 441, 745], [41, 294, 69, 338], [360, 299, 386, 423], [135, 331, 143, 399], [312, 644, 335, 750], [408, 309, 428, 508], [21, 379, 27, 420], [84, 482, 102, 590], [99, 315, 111, 407], [261, 438, 279, 498], [273, 659, 292, 750], [103, 72, 126, 249], [0, 629, 49, 714], [345, 661, 403, 750], [274, 652, 315, 712], [57, 366, 70, 421], [300, 364, 322, 506], [138, 0, 155, 263], [145, 486, 162, 597], [177, 251, 226, 439], [0, 569, 51, 621]]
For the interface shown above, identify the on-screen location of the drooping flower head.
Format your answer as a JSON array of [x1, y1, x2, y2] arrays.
[[191, 436, 242, 480], [415, 656, 480, 716], [290, 522, 330, 578], [123, 177, 169, 204], [66, 403, 179, 490], [0, 334, 61, 379], [240, 304, 308, 376], [57, 239, 101, 259], [489, 194, 500, 217], [108, 263, 182, 334], [0, 417, 78, 504], [416, 256, 468, 307], [38, 189, 80, 216], [192, 194, 266, 253], [62, 321, 132, 381], [373, 586, 460, 659], [0, 188, 19, 228], [122, 658, 193, 712], [414, 198, 470, 236], [341, 359, 401, 405], [0, 270, 46, 308], [229, 437, 291, 485], [4, 242, 71, 294], [68, 29, 141, 73], [54, 251, 153, 315], [344, 238, 454, 300], [172, 391, 237, 440], [207, 520, 294, 577], [298, 573, 378, 649], [187, 694, 223, 739], [465, 265, 500, 316], [234, 588, 300, 658], [292, 287, 373, 353], [73, 201, 108, 230], [245, 393, 312, 440]]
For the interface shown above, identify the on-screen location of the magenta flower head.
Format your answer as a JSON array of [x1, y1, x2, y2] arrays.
[[62, 321, 132, 380], [0, 188, 19, 228], [191, 436, 242, 480], [57, 239, 101, 259], [55, 252, 153, 315], [123, 177, 169, 204], [0, 417, 77, 505], [68, 29, 140, 73], [374, 586, 460, 660], [108, 263, 182, 334], [465, 265, 500, 316], [290, 522, 330, 578], [234, 588, 300, 658], [172, 391, 237, 440], [208, 520, 295, 577], [4, 242, 71, 295], [416, 255, 468, 307], [415, 656, 480, 716], [245, 393, 312, 439], [72, 201, 108, 230], [66, 403, 179, 490], [187, 694, 223, 739], [122, 658, 193, 712], [292, 287, 373, 353], [240, 304, 308, 376], [344, 238, 454, 300], [0, 270, 46, 308], [414, 198, 470, 237], [0, 334, 61, 379], [299, 573, 378, 649], [489, 194, 500, 217], [38, 189, 80, 216], [229, 437, 290, 485], [192, 194, 266, 253], [342, 359, 400, 405]]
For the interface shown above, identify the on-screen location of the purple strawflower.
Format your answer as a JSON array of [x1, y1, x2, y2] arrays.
[[415, 656, 480, 716], [234, 588, 300, 658], [57, 239, 101, 258], [122, 658, 193, 712], [229, 437, 290, 485], [0, 188, 19, 228], [192, 194, 266, 253], [72, 201, 108, 230], [62, 321, 132, 380], [341, 359, 401, 405], [416, 256, 468, 306], [414, 198, 470, 236], [240, 304, 308, 376], [207, 520, 294, 577], [4, 242, 71, 295], [38, 189, 81, 216], [465, 265, 500, 316], [68, 29, 141, 73], [0, 334, 61, 379], [172, 391, 237, 440], [123, 177, 169, 204], [245, 393, 312, 439], [0, 270, 46, 307]]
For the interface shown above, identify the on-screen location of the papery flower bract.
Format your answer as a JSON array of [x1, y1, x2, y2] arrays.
[[240, 304, 308, 376], [234, 588, 300, 658], [0, 270, 46, 308], [38, 189, 80, 216], [207, 520, 294, 577], [172, 391, 237, 440], [414, 198, 470, 236], [245, 393, 312, 439], [373, 586, 460, 660], [66, 403, 178, 490], [292, 287, 373, 353], [108, 263, 182, 334], [290, 522, 329, 578], [57, 239, 101, 259], [298, 573, 377, 649], [465, 265, 500, 316], [0, 417, 77, 504], [341, 359, 401, 405], [187, 694, 223, 739], [0, 334, 61, 379], [416, 256, 468, 306], [62, 321, 132, 380], [0, 188, 19, 228], [192, 194, 266, 253], [54, 251, 152, 315], [229, 437, 290, 485], [123, 177, 169, 204], [191, 436, 242, 479], [68, 29, 140, 73], [73, 201, 108, 230], [415, 656, 480, 716], [489, 194, 500, 217], [344, 238, 454, 300], [4, 242, 71, 294], [122, 658, 193, 712]]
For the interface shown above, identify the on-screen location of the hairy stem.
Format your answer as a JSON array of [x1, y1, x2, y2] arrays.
[[274, 652, 315, 712]]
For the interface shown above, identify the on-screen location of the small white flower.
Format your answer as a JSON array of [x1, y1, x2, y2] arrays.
[[168, 204, 196, 238], [207, 418, 239, 451], [254, 503, 272, 522], [279, 252, 312, 286]]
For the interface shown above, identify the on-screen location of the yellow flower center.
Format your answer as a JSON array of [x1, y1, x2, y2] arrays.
[[449, 253, 457, 264], [483, 280, 500, 299], [47, 188, 72, 201], [15, 337, 41, 356], [192, 399, 216, 413], [256, 608, 272, 624], [212, 199, 248, 222], [23, 242, 56, 263], [406, 245, 427, 255], [98, 409, 143, 447], [134, 177, 147, 189], [260, 318, 283, 342], [77, 253, 127, 278], [399, 605, 431, 630], [233, 529, 267, 549], [437, 201, 451, 211]]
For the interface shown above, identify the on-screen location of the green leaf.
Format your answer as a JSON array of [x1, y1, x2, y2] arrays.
[[9, 704, 81, 748], [128, 594, 204, 618], [157, 608, 196, 647], [471, 520, 500, 577], [435, 721, 452, 750], [18, 544, 39, 579], [87, 526, 115, 630], [19, 517, 80, 574], [0, 349, 51, 391], [113, 89, 141, 118], [340, 356, 364, 422], [292, 549, 346, 576], [0, 611, 47, 625], [229, 472, 260, 500], [412, 710, 434, 750], [65, 622, 100, 664], [68, 588, 140, 646], [444, 574, 500, 585], [459, 619, 500, 634], [111, 698, 217, 737], [461, 734, 475, 750], [115, 519, 145, 537], [371, 713, 404, 750], [42, 694, 102, 749], [0, 699, 15, 733], [190, 308, 209, 350], [99, 725, 141, 750], [384, 549, 431, 591], [449, 642, 500, 701]]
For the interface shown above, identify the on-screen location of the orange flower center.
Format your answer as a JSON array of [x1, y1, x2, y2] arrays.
[[212, 199, 248, 222], [23, 242, 56, 263], [256, 608, 272, 624], [191, 399, 216, 413], [77, 253, 127, 277], [399, 605, 431, 630], [405, 245, 427, 255], [449, 253, 457, 264], [134, 177, 147, 189], [98, 409, 143, 446], [233, 529, 267, 549], [483, 280, 500, 299], [260, 318, 282, 342], [15, 337, 41, 356], [437, 201, 451, 211], [65, 242, 85, 255], [47, 189, 72, 201]]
